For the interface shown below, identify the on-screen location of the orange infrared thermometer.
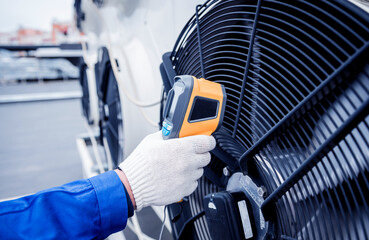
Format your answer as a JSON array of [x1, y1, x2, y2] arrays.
[[162, 75, 226, 139]]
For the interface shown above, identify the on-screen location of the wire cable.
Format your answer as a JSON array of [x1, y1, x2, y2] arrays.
[[88, 0, 162, 109], [158, 206, 168, 240], [80, 36, 93, 70]]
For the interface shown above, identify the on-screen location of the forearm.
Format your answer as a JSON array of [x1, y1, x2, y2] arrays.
[[0, 171, 129, 239], [114, 169, 137, 209]]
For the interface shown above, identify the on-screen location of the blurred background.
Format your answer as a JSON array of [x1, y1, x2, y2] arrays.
[[0, 0, 85, 199], [0, 1, 171, 239]]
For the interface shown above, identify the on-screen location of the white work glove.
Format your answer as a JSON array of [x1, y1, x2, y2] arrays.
[[119, 131, 216, 211]]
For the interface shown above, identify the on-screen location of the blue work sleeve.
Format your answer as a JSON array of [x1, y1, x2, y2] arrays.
[[0, 171, 129, 239]]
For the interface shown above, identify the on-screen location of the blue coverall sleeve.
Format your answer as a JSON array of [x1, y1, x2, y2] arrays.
[[0, 171, 129, 239]]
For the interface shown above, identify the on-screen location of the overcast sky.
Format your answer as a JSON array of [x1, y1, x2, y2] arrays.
[[0, 0, 74, 32]]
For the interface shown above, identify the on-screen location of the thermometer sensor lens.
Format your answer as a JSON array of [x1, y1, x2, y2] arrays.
[[167, 83, 184, 121]]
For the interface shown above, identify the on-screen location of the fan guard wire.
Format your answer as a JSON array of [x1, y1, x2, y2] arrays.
[[167, 0, 369, 239]]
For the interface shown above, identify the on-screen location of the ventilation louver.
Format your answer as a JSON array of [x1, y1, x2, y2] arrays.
[[161, 0, 369, 239]]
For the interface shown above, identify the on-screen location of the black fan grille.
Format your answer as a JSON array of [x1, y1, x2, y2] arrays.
[[79, 62, 91, 123], [102, 68, 124, 167], [169, 0, 369, 239], [95, 47, 124, 167]]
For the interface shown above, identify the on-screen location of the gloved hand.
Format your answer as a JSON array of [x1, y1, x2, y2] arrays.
[[119, 131, 216, 211]]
